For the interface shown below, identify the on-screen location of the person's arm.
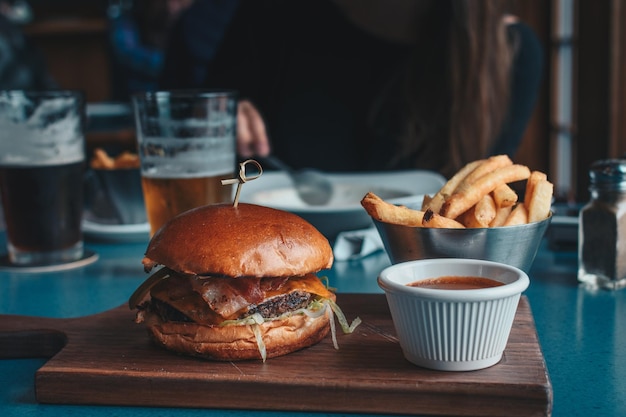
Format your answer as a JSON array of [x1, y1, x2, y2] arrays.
[[237, 100, 270, 158], [201, 0, 287, 159]]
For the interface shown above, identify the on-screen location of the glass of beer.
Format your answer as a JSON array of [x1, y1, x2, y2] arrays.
[[0, 90, 86, 265], [132, 91, 237, 236]]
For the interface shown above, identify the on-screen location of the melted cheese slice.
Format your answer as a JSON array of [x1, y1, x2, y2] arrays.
[[265, 274, 334, 299]]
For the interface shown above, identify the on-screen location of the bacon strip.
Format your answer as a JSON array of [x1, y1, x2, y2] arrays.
[[190, 276, 292, 319]]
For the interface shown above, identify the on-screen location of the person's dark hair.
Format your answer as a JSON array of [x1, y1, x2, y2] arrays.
[[400, 0, 514, 176]]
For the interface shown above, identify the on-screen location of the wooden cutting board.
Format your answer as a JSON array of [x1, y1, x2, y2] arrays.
[[0, 294, 552, 417]]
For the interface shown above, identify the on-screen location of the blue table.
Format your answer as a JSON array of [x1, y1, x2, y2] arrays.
[[0, 232, 624, 417]]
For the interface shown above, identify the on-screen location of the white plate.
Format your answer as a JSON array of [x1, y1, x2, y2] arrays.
[[82, 219, 150, 243], [238, 170, 446, 238], [0, 250, 99, 273]]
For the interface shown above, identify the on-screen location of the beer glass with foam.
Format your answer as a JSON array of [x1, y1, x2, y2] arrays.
[[0, 91, 86, 265], [132, 91, 237, 236]]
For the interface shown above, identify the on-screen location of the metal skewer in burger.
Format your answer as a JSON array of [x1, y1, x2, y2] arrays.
[[129, 160, 360, 361]]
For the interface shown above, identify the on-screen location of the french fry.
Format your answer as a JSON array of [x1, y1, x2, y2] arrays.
[[422, 209, 465, 229], [91, 148, 140, 169], [524, 170, 548, 208], [503, 204, 528, 226], [361, 192, 425, 226], [91, 148, 115, 169], [459, 194, 496, 228], [490, 205, 513, 227], [112, 151, 141, 169], [453, 154, 513, 195], [473, 194, 497, 226], [459, 206, 483, 228], [492, 183, 518, 208], [423, 159, 484, 212], [527, 179, 553, 223], [421, 194, 432, 209], [441, 164, 531, 220]]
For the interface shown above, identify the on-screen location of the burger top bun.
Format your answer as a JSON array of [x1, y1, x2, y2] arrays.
[[142, 203, 333, 277]]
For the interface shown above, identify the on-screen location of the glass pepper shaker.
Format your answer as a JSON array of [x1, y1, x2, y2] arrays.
[[578, 159, 626, 290]]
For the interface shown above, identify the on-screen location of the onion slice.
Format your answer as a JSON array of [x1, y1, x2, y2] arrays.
[[128, 267, 171, 309], [251, 323, 267, 362], [327, 304, 338, 350], [327, 299, 362, 333]]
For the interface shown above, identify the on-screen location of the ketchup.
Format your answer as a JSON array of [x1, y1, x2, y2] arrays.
[[407, 276, 504, 290]]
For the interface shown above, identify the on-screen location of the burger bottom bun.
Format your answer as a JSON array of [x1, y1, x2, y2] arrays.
[[143, 310, 331, 361]]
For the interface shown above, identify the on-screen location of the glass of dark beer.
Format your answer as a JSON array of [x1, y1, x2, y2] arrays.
[[132, 91, 237, 236], [0, 90, 86, 265]]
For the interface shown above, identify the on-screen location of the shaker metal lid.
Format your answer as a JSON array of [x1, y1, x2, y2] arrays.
[[589, 159, 626, 189]]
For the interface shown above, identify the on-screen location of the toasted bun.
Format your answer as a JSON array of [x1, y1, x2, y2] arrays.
[[142, 308, 331, 361], [143, 203, 333, 277]]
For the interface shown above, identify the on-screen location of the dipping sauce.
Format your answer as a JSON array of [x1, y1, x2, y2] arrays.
[[408, 276, 504, 290]]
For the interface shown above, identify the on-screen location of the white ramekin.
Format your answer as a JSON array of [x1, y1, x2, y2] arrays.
[[378, 258, 529, 371]]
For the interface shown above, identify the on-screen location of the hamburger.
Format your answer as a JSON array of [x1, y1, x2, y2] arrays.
[[129, 202, 360, 361]]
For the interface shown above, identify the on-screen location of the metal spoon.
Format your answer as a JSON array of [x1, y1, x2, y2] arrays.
[[260, 156, 334, 206]]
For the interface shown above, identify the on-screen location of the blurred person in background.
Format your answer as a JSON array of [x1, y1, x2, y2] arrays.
[[163, 0, 543, 178], [0, 0, 56, 90], [108, 0, 194, 101], [159, 0, 240, 89]]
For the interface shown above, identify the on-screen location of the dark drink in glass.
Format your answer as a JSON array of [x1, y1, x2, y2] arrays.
[[0, 161, 85, 263], [0, 90, 86, 265]]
